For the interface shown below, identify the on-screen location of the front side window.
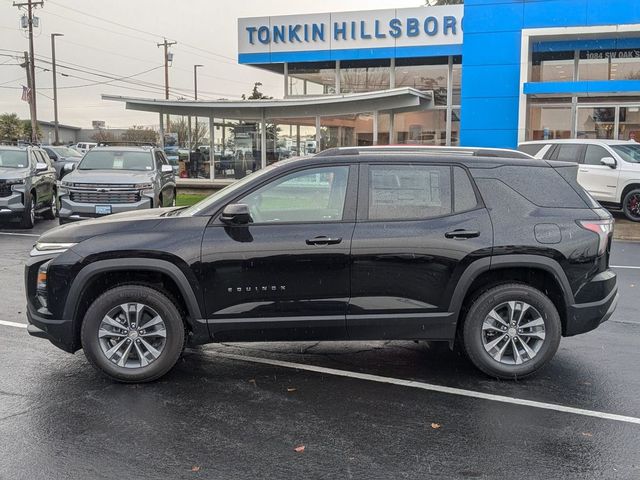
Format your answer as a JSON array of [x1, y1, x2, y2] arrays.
[[79, 151, 154, 171], [612, 144, 640, 163], [239, 166, 349, 223], [368, 165, 452, 220], [584, 145, 612, 166]]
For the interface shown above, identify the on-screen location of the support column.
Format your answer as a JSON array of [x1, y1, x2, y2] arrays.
[[283, 62, 288, 97], [373, 111, 379, 146], [296, 124, 301, 156], [188, 116, 192, 151], [446, 56, 453, 146], [389, 112, 395, 144], [315, 115, 321, 152], [389, 58, 396, 89], [260, 110, 267, 169], [159, 112, 165, 148], [209, 115, 215, 180]]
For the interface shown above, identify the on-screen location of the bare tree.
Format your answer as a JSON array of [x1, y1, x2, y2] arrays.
[[121, 126, 158, 144]]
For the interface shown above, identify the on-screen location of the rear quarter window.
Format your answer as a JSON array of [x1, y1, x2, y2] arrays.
[[471, 165, 588, 208], [518, 144, 548, 156]]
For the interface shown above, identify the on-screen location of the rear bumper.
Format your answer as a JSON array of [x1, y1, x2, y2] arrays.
[[565, 270, 618, 337]]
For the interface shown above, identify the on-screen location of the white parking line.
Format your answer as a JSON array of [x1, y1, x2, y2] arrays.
[[212, 351, 640, 426], [611, 265, 640, 270], [0, 320, 27, 329], [0, 319, 638, 426], [0, 232, 39, 237]]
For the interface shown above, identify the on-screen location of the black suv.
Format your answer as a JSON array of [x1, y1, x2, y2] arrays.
[[25, 147, 618, 382]]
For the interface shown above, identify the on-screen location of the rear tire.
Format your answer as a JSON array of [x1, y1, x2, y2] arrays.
[[81, 285, 185, 383], [19, 191, 35, 229], [462, 283, 561, 379], [622, 188, 640, 222]]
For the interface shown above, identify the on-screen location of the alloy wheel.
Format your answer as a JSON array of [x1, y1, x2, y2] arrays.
[[481, 301, 546, 365], [627, 193, 640, 220], [97, 303, 167, 368]]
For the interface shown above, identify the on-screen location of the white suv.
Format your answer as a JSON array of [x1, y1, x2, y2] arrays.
[[519, 139, 640, 221]]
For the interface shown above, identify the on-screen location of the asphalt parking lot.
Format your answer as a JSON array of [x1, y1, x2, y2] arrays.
[[1, 219, 639, 479]]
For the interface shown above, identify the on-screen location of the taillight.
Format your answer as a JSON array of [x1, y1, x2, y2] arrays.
[[578, 219, 613, 256]]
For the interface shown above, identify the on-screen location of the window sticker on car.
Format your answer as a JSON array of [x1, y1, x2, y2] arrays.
[[113, 158, 124, 169]]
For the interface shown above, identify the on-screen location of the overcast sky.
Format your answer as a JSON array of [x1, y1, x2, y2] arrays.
[[0, 0, 423, 128]]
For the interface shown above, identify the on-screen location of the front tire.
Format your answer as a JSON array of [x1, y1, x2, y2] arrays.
[[81, 285, 185, 383], [42, 189, 57, 220], [622, 188, 640, 222], [19, 191, 35, 229], [462, 283, 561, 379]]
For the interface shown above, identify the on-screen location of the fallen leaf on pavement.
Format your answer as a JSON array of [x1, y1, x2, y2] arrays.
[[191, 466, 201, 472], [582, 432, 593, 437], [287, 387, 297, 392], [431, 423, 442, 429], [249, 379, 256, 385], [294, 445, 305, 453]]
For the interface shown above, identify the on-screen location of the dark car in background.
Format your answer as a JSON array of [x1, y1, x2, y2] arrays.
[[0, 145, 57, 228], [25, 146, 617, 383], [42, 145, 83, 179]]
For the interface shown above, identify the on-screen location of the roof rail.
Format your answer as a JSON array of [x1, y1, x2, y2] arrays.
[[96, 141, 156, 148], [314, 146, 533, 159]]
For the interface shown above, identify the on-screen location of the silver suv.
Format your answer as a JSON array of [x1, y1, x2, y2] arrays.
[[0, 145, 56, 228], [58, 145, 176, 224]]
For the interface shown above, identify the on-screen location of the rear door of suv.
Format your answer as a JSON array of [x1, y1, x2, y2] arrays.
[[347, 161, 493, 341]]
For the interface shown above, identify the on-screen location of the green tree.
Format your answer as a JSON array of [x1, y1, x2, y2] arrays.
[[21, 119, 41, 142], [242, 82, 273, 100], [0, 113, 24, 142], [91, 129, 117, 144]]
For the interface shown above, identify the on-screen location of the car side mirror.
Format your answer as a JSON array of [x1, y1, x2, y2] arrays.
[[63, 162, 76, 172], [220, 203, 252, 225], [601, 157, 617, 168], [161, 164, 173, 173], [35, 162, 48, 173]]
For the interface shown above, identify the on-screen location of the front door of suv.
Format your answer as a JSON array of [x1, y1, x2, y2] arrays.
[[578, 144, 621, 203], [200, 164, 357, 341], [347, 163, 493, 340]]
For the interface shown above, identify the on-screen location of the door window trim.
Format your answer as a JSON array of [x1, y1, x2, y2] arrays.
[[211, 163, 359, 226], [356, 162, 484, 223]]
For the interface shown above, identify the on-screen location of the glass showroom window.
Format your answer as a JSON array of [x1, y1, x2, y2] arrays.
[[320, 113, 374, 149], [288, 62, 336, 96], [394, 110, 447, 145], [451, 57, 462, 105], [579, 49, 640, 81], [531, 51, 575, 82], [450, 109, 461, 146], [619, 106, 640, 141], [527, 104, 573, 140], [340, 59, 390, 94], [395, 57, 449, 105], [576, 107, 616, 139]]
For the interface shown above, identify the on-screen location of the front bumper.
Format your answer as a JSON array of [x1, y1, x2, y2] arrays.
[[58, 195, 152, 222], [565, 270, 618, 336], [0, 191, 25, 218], [26, 305, 77, 353]]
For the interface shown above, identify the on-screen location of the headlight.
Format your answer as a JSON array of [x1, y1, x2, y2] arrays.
[[6, 178, 25, 185], [31, 241, 77, 257], [37, 260, 50, 293]]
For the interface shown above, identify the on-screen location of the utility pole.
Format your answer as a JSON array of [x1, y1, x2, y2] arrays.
[[191, 64, 203, 150], [51, 33, 64, 145], [22, 51, 37, 142], [157, 38, 176, 134], [14, 0, 44, 143]]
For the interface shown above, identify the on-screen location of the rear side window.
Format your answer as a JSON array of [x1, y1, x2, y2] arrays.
[[555, 144, 582, 163], [454, 167, 479, 212], [518, 144, 548, 156], [368, 165, 451, 220]]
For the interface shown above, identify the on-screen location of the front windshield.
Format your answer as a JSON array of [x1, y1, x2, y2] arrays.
[[51, 147, 82, 158], [78, 150, 153, 171], [612, 144, 640, 163], [182, 163, 280, 216], [0, 150, 28, 169]]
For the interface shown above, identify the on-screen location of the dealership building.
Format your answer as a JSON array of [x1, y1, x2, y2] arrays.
[[108, 0, 640, 176]]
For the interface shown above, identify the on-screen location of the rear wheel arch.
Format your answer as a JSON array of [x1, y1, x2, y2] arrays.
[[619, 182, 640, 204]]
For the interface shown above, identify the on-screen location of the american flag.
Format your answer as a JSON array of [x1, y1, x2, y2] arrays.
[[21, 85, 31, 103]]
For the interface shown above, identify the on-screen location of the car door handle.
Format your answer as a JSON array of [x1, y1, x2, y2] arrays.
[[579, 169, 589, 172], [445, 229, 480, 239], [306, 236, 342, 246]]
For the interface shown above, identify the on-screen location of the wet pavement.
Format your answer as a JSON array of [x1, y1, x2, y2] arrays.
[[1, 219, 639, 479]]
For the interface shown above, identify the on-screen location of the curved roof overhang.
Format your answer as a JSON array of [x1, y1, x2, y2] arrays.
[[102, 87, 433, 120]]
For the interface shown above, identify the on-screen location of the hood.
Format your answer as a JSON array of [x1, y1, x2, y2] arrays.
[[63, 169, 153, 185], [0, 167, 29, 181], [38, 207, 183, 244]]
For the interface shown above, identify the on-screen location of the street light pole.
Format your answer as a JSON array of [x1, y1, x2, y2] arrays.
[[193, 64, 203, 148], [51, 33, 63, 145]]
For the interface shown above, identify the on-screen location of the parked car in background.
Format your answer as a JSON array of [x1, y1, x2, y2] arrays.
[[26, 146, 616, 382], [519, 139, 640, 221], [72, 142, 97, 154], [58, 144, 176, 224], [0, 144, 57, 228], [42, 145, 83, 179]]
